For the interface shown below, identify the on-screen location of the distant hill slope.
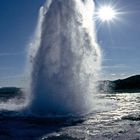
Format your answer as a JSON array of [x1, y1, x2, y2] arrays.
[[0, 87, 22, 100], [0, 87, 21, 93], [98, 75, 140, 93], [113, 75, 140, 91], [0, 75, 140, 94]]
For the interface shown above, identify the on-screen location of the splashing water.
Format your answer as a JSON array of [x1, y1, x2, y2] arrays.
[[29, 0, 101, 116]]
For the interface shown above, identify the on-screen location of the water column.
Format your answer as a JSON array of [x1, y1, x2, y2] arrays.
[[29, 0, 101, 116]]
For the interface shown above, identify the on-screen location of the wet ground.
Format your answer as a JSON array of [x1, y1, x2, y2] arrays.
[[0, 93, 139, 140]]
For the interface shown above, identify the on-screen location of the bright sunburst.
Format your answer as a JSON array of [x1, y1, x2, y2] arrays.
[[97, 6, 117, 22]]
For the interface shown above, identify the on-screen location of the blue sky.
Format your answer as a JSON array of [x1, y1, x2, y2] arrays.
[[0, 0, 140, 87], [0, 0, 45, 87], [96, 0, 140, 80]]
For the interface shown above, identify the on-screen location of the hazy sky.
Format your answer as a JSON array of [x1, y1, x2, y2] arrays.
[[0, 0, 140, 87]]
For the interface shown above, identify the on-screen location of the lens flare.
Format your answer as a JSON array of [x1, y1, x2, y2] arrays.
[[97, 6, 116, 22]]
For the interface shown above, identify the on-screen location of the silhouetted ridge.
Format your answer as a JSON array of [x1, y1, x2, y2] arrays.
[[114, 75, 140, 91], [98, 75, 140, 93], [0, 87, 22, 101]]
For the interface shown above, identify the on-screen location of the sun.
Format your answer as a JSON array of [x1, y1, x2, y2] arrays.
[[97, 6, 117, 22]]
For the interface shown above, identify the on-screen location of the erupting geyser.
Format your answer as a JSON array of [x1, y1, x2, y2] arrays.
[[29, 0, 101, 116]]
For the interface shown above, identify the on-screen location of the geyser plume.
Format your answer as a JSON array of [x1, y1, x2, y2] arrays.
[[29, 0, 101, 115]]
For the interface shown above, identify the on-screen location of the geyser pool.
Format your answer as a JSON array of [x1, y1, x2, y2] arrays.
[[29, 0, 101, 116]]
